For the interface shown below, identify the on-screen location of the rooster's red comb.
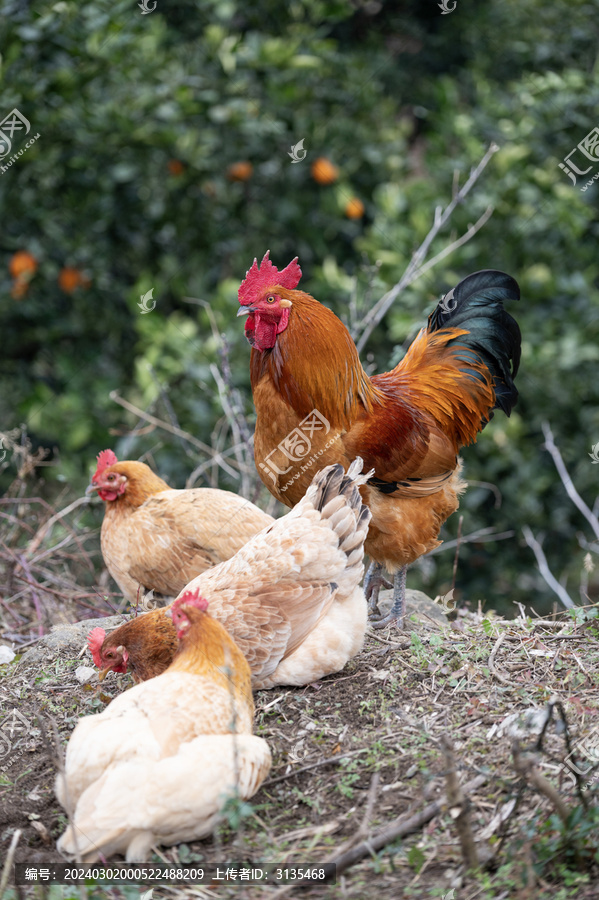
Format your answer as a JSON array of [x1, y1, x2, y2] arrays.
[[94, 449, 118, 479], [238, 251, 302, 306], [172, 588, 209, 613], [87, 627, 107, 668]]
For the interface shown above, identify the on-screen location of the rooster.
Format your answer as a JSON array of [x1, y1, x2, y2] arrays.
[[57, 589, 271, 862], [87, 449, 273, 603], [237, 252, 521, 626], [88, 459, 371, 689]]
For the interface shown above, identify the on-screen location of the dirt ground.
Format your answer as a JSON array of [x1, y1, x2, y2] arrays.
[[1, 591, 599, 900]]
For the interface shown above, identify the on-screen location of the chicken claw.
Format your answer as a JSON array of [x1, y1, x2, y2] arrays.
[[369, 566, 406, 629]]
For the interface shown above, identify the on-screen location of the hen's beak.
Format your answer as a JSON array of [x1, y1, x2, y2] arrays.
[[237, 306, 253, 317], [86, 482, 100, 496], [98, 666, 111, 682]]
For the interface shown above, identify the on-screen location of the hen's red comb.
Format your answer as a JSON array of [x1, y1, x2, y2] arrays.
[[94, 449, 118, 479], [87, 627, 107, 668], [171, 588, 209, 613], [238, 251, 302, 306]]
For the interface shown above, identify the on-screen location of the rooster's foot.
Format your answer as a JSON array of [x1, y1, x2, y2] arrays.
[[369, 566, 406, 629]]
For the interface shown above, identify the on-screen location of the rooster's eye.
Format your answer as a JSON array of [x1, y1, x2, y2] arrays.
[[107, 474, 115, 481], [266, 296, 275, 303]]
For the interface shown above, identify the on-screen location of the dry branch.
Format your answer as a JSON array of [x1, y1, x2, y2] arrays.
[[0, 828, 21, 899], [487, 632, 512, 686], [354, 143, 499, 352], [109, 390, 242, 481], [439, 735, 479, 870], [328, 774, 487, 880], [542, 422, 599, 542], [511, 741, 570, 825], [522, 525, 575, 610]]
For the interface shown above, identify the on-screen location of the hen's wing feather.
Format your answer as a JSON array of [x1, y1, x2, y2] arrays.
[[122, 489, 273, 595]]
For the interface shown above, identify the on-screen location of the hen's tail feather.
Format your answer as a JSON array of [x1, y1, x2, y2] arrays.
[[429, 269, 521, 418], [303, 459, 372, 561]]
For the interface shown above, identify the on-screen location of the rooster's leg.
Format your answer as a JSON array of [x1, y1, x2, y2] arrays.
[[364, 562, 392, 617], [370, 565, 407, 629]]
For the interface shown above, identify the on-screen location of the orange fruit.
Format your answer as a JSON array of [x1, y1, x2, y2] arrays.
[[167, 159, 184, 176], [345, 197, 365, 219], [227, 161, 253, 182], [9, 250, 37, 278], [311, 157, 339, 185], [58, 267, 85, 293]]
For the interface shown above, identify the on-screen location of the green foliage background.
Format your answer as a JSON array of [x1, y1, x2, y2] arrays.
[[1, 0, 598, 614]]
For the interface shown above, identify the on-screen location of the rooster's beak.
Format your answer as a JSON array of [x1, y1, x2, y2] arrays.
[[98, 667, 111, 682], [237, 306, 253, 317], [86, 482, 100, 496]]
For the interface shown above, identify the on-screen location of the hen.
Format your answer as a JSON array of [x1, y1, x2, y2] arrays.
[[57, 590, 271, 863], [87, 449, 273, 602], [89, 459, 371, 689], [237, 252, 521, 626]]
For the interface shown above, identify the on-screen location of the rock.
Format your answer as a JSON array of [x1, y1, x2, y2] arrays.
[[18, 615, 127, 667], [487, 707, 550, 741], [376, 589, 449, 624], [0, 645, 16, 664], [75, 665, 97, 684]]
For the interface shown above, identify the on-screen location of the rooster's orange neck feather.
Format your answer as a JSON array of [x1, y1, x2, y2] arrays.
[[250, 289, 382, 428]]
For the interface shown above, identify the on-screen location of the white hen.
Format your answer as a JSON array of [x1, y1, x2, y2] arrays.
[[56, 592, 271, 862]]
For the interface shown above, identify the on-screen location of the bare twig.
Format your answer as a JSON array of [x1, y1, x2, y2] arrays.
[[488, 632, 511, 686], [327, 772, 381, 860], [535, 701, 590, 810], [423, 527, 514, 558], [451, 514, 463, 596], [522, 525, 575, 609], [542, 422, 599, 542], [467, 480, 503, 509], [0, 828, 21, 899], [440, 735, 479, 870], [15, 554, 44, 636], [210, 364, 251, 499], [512, 741, 570, 825], [265, 747, 371, 786], [146, 363, 194, 458], [355, 143, 499, 352], [328, 774, 487, 881], [109, 390, 241, 480]]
